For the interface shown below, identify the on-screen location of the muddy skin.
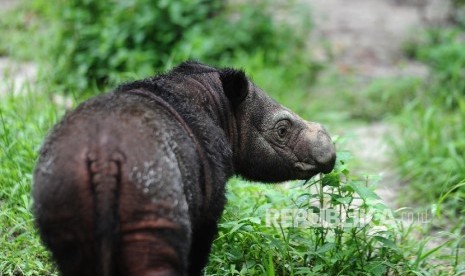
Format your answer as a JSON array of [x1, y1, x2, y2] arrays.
[[32, 61, 336, 276]]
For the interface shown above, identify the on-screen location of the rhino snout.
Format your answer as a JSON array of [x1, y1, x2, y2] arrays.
[[294, 122, 336, 175]]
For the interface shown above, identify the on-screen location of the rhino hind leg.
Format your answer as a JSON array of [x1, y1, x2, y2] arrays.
[[39, 224, 98, 276], [119, 219, 186, 276], [35, 153, 191, 275], [35, 137, 192, 274], [115, 134, 192, 275], [117, 178, 191, 275]]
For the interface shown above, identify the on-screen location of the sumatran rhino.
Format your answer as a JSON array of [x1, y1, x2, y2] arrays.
[[32, 61, 336, 276]]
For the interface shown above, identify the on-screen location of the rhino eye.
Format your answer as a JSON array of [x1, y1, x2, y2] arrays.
[[278, 126, 287, 137], [275, 120, 291, 139]]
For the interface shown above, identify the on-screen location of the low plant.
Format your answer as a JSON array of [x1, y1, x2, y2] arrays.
[[207, 151, 420, 275]]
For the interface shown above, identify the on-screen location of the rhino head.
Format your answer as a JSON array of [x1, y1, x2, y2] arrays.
[[220, 69, 336, 182]]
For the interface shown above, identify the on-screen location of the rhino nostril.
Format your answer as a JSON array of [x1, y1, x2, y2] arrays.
[[297, 123, 336, 174], [316, 151, 336, 174], [311, 135, 336, 174]]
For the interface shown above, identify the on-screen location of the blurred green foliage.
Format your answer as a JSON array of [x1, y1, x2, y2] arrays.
[[343, 77, 422, 121], [395, 25, 465, 205], [33, 0, 223, 90], [29, 0, 316, 93], [405, 29, 465, 109], [0, 5, 44, 60]]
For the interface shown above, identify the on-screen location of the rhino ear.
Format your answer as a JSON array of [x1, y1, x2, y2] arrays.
[[219, 68, 249, 106]]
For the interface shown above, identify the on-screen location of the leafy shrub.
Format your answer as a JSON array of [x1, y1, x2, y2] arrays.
[[183, 1, 311, 65], [32, 0, 223, 91], [30, 0, 315, 93]]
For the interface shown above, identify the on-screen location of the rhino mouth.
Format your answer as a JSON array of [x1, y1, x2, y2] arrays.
[[294, 161, 316, 171]]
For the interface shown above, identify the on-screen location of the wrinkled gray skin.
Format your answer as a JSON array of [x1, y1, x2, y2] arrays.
[[233, 82, 335, 182], [33, 62, 336, 276]]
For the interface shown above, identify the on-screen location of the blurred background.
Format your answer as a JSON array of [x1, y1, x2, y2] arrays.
[[1, 0, 464, 274]]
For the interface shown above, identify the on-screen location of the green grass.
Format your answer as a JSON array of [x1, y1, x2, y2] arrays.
[[1, 0, 465, 275], [207, 157, 464, 275], [393, 102, 465, 203], [0, 91, 63, 275], [0, 2, 48, 61], [1, 60, 464, 276], [393, 26, 465, 207], [207, 164, 410, 275]]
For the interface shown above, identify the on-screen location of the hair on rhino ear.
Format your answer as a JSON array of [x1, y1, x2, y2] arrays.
[[219, 68, 249, 106]]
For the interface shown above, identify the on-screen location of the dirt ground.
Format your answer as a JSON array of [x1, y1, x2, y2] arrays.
[[308, 0, 450, 78], [0, 0, 17, 10], [0, 57, 37, 96], [306, 0, 451, 207], [0, 0, 38, 96]]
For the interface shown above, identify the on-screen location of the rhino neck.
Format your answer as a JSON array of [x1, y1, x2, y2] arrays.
[[184, 74, 239, 157]]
